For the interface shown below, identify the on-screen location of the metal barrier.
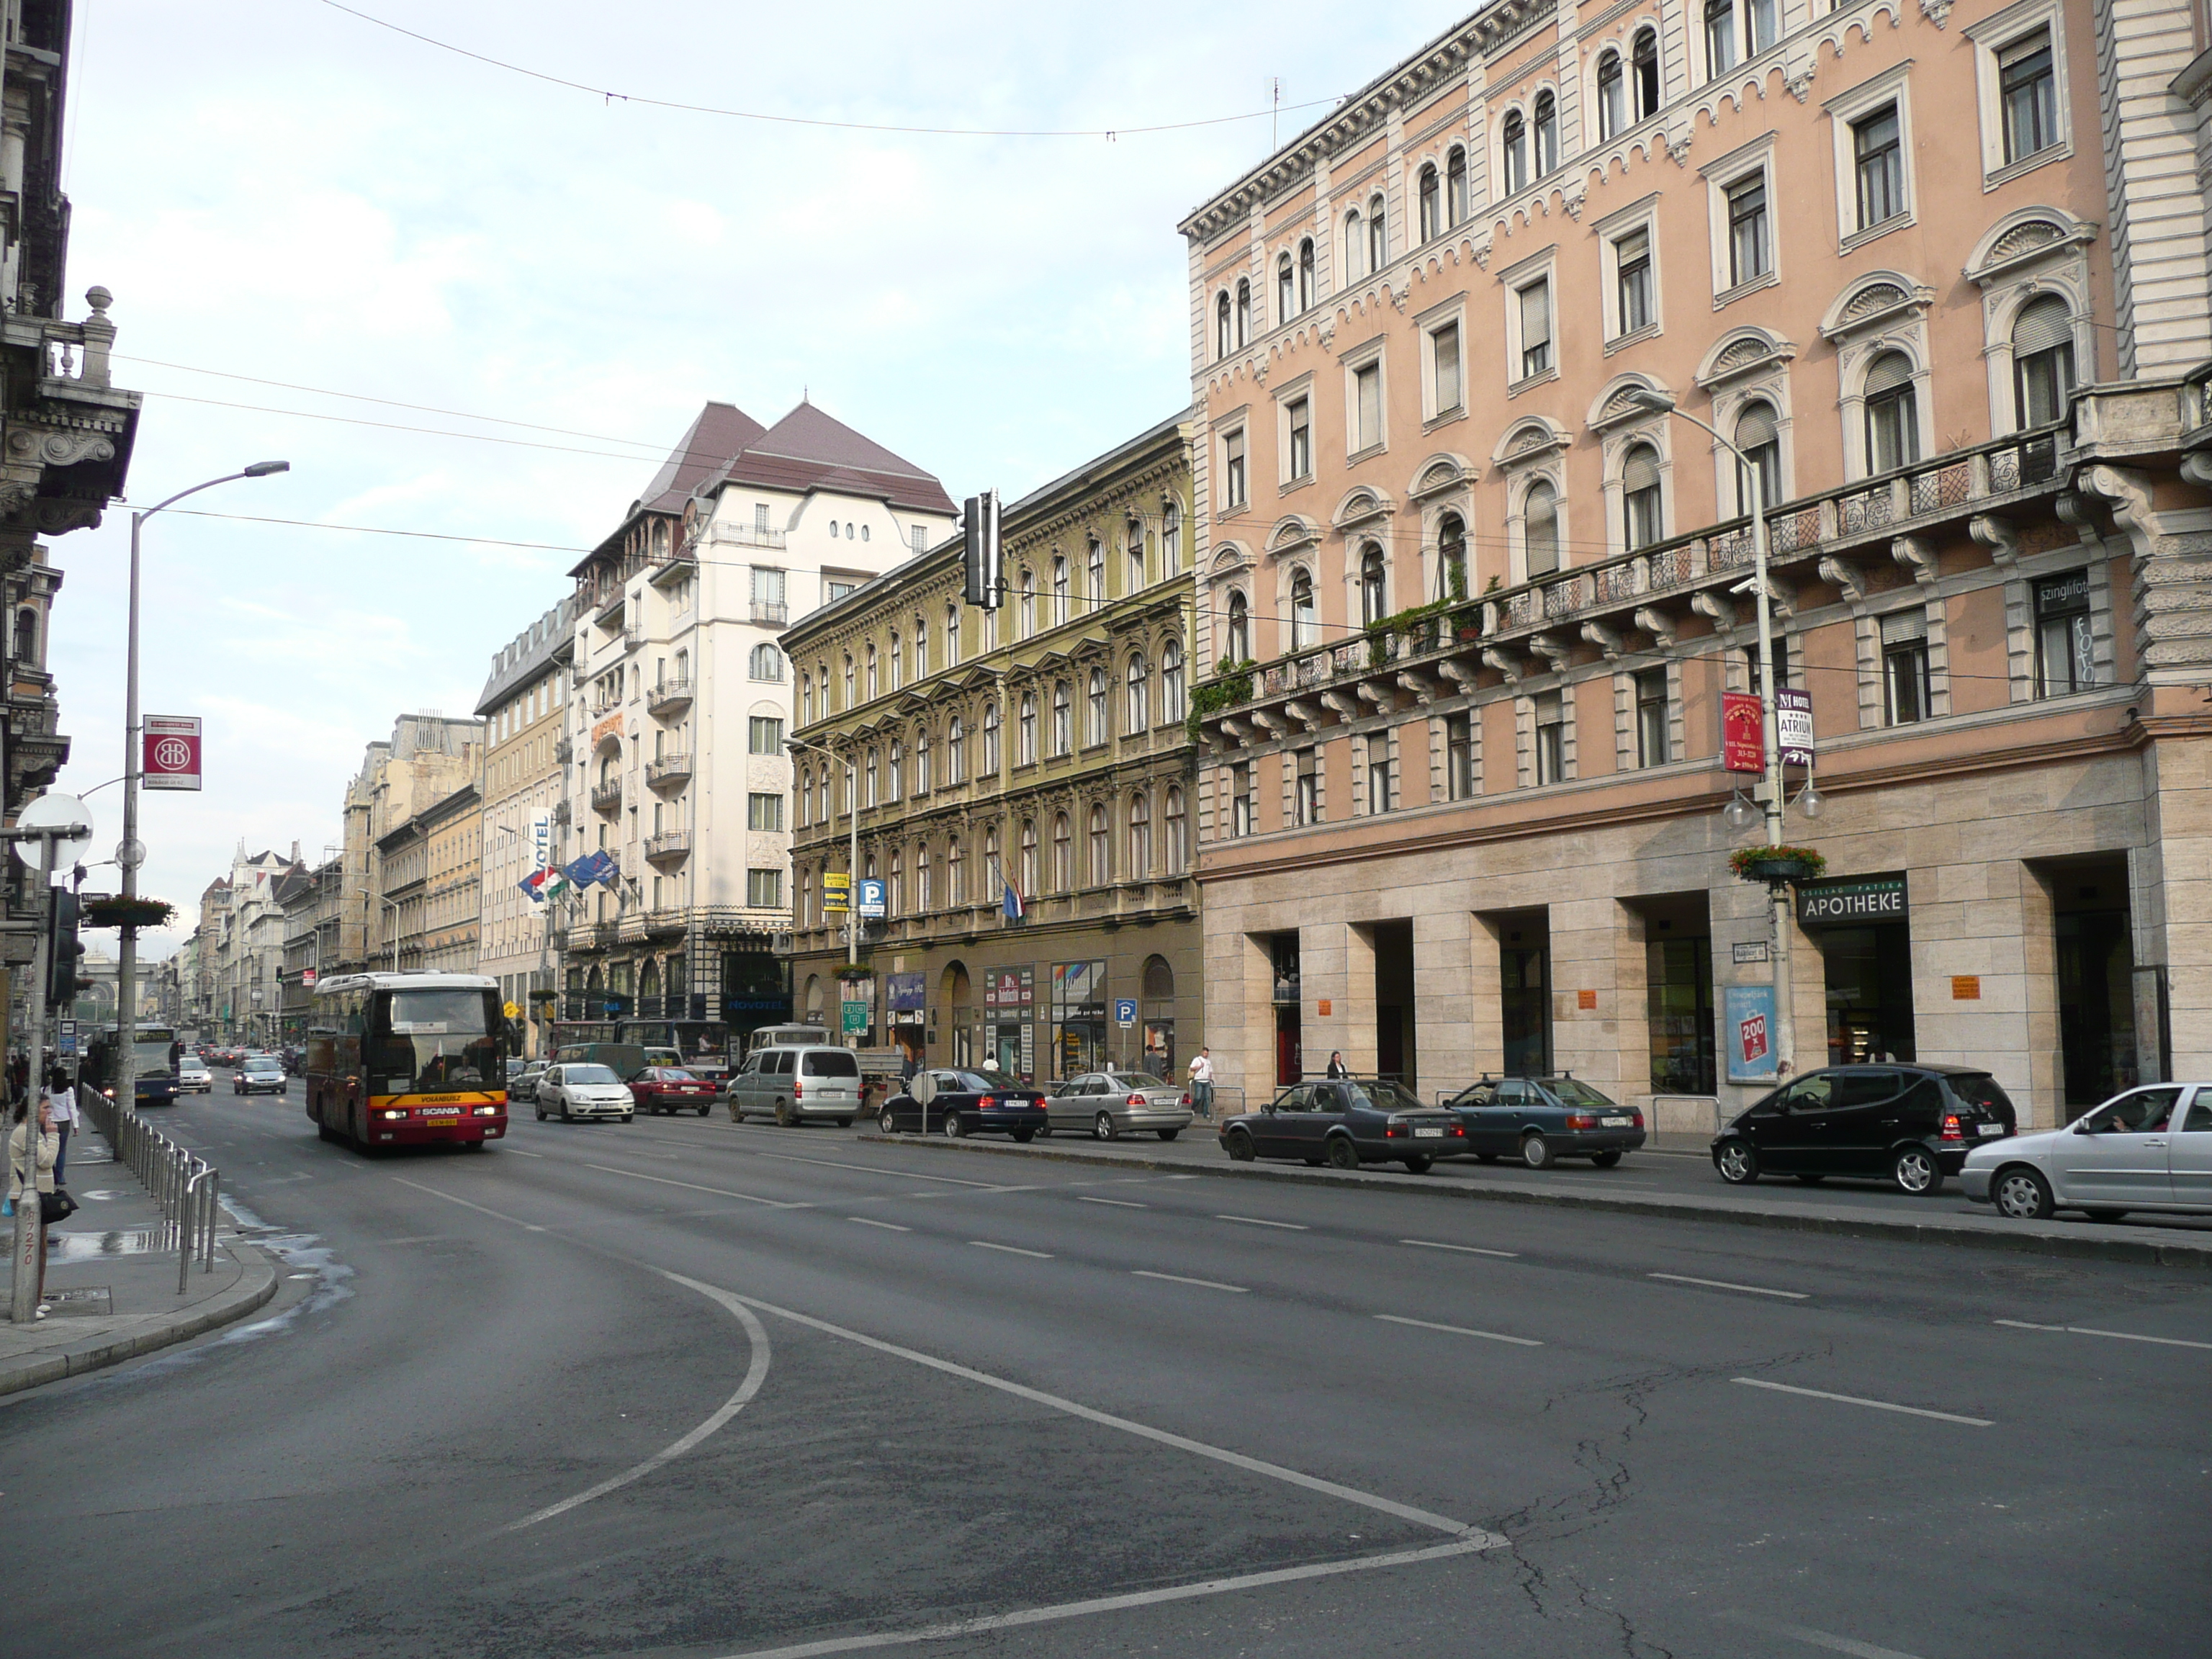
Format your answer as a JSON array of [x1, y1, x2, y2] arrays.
[[78, 1089, 220, 1285], [1190, 1084, 1244, 1121]]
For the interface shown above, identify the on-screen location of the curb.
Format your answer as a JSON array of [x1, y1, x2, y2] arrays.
[[853, 1133, 2212, 1269], [0, 1242, 281, 1399]]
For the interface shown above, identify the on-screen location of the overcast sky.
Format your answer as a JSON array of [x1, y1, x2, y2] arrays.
[[45, 0, 1468, 955]]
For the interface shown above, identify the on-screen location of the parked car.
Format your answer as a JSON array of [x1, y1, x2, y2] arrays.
[[878, 1068, 1047, 1141], [233, 1055, 287, 1095], [1443, 1075, 1645, 1168], [1964, 1083, 2212, 1221], [177, 1058, 213, 1094], [1043, 1071, 1192, 1141], [509, 1060, 550, 1103], [727, 1045, 865, 1126], [1712, 1063, 2016, 1195], [1219, 1078, 1467, 1173], [631, 1066, 718, 1116], [535, 1063, 634, 1123]]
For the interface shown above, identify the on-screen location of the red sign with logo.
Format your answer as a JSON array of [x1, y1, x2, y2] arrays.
[[1722, 692, 1763, 774], [143, 715, 203, 791]]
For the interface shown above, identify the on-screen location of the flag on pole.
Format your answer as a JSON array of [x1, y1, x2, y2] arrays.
[[1001, 869, 1025, 922], [518, 864, 572, 904]]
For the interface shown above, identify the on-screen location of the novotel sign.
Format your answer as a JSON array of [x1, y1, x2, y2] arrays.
[[1797, 873, 1907, 925]]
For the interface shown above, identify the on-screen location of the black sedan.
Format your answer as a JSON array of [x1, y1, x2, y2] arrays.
[[878, 1068, 1047, 1142], [1444, 1076, 1646, 1168], [1219, 1078, 1466, 1173]]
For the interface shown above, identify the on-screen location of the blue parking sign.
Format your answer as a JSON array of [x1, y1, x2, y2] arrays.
[[1114, 998, 1138, 1027]]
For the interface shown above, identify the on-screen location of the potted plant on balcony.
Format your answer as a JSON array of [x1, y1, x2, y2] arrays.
[[1728, 845, 1826, 886]]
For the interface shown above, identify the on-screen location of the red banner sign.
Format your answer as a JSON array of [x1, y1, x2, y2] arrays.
[[143, 715, 203, 791], [1722, 692, 1763, 774]]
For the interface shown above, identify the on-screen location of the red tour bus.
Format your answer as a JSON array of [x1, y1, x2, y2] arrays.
[[307, 972, 509, 1151]]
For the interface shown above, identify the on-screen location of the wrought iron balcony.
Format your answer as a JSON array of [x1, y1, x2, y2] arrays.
[[751, 601, 789, 627], [590, 780, 623, 813], [646, 678, 693, 717], [646, 754, 693, 790], [553, 737, 574, 765], [644, 831, 691, 863]]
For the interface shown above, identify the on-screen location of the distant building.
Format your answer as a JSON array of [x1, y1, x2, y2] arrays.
[[328, 714, 484, 978], [378, 783, 482, 974]]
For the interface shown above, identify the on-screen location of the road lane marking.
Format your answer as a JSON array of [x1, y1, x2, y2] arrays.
[[582, 1163, 812, 1209], [503, 1148, 545, 1159], [743, 1149, 1010, 1189], [1717, 1609, 1930, 1658], [1400, 1238, 1518, 1259], [1076, 1195, 1147, 1208], [511, 1276, 771, 1531], [1650, 1272, 1807, 1300], [716, 1537, 1495, 1658], [848, 1217, 910, 1232], [1730, 1377, 1992, 1427], [1995, 1318, 2212, 1352], [1215, 1214, 1308, 1231], [390, 1178, 548, 1232], [971, 1241, 1053, 1259], [718, 1285, 1491, 1541], [1375, 1314, 1542, 1348], [1131, 1270, 1246, 1293]]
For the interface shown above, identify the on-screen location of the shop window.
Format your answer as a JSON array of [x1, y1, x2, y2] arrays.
[[1647, 935, 1716, 1094], [2035, 570, 2095, 697]]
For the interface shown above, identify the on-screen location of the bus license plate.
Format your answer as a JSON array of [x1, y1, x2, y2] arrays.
[[1413, 1127, 1444, 1138]]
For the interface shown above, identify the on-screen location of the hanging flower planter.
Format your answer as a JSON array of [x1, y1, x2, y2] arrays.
[[1729, 845, 1826, 886], [81, 895, 176, 930], [835, 961, 875, 984]]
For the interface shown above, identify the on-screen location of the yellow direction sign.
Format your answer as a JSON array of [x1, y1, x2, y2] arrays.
[[503, 1001, 521, 1020], [823, 871, 852, 914]]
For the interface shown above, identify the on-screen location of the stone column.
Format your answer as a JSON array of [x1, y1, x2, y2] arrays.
[[1413, 907, 1476, 1094], [1548, 898, 1645, 1101]]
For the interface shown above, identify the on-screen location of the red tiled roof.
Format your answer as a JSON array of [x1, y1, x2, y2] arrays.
[[705, 400, 956, 517], [635, 401, 767, 516]]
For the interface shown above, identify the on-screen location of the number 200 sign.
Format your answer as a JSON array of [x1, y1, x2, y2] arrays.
[[143, 715, 203, 792]]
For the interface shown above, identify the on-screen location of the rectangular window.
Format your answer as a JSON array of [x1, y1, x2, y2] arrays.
[[1518, 279, 1552, 379], [747, 716, 784, 755], [1852, 105, 1903, 230], [1287, 397, 1311, 481], [1354, 361, 1382, 451], [1431, 323, 1462, 415], [1534, 693, 1565, 785], [1727, 175, 1768, 287], [1614, 228, 1653, 336], [2035, 570, 2095, 697], [1223, 428, 1248, 509], [1231, 763, 1254, 837], [750, 567, 786, 606], [910, 524, 928, 554], [753, 503, 770, 534], [1635, 668, 1670, 768], [1295, 747, 1320, 824], [1999, 28, 2056, 164], [1881, 611, 1931, 725], [746, 868, 783, 907], [747, 792, 784, 831], [1367, 753, 1393, 814], [1445, 713, 1476, 799], [824, 578, 857, 604]]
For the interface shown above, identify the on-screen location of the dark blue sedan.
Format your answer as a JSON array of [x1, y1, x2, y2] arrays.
[[1444, 1076, 1646, 1169], [1218, 1077, 1467, 1173], [878, 1068, 1047, 1142]]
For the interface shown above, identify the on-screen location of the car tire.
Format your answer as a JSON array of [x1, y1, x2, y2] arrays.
[[1012, 1128, 1035, 1143], [2083, 1207, 2128, 1223], [1714, 1138, 1760, 1184], [1402, 1155, 1434, 1174], [535, 1103, 546, 1121], [1591, 1150, 1624, 1169], [622, 1115, 634, 1124], [1157, 1128, 1179, 1141], [1520, 1132, 1552, 1170], [943, 1112, 964, 1139], [835, 1117, 853, 1128], [879, 1107, 899, 1135], [561, 1102, 573, 1123], [1035, 1124, 1053, 1138], [729, 1101, 743, 1122], [1325, 1137, 1361, 1172], [1892, 1146, 1941, 1197], [775, 1100, 795, 1128], [1226, 1128, 1256, 1162], [1992, 1165, 2055, 1220], [1093, 1111, 1118, 1142], [699, 1105, 713, 1118]]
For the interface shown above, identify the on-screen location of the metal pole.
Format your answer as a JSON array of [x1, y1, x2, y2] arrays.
[[9, 837, 55, 1322], [116, 508, 144, 1127], [1748, 459, 1795, 1079]]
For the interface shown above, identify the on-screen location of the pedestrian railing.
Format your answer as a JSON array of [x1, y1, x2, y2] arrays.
[[79, 1092, 221, 1290]]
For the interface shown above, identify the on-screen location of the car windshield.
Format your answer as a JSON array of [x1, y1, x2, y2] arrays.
[[245, 1059, 282, 1073], [1341, 1079, 1424, 1112], [565, 1064, 620, 1085], [958, 1070, 1025, 1092], [373, 989, 500, 1092], [1543, 1079, 1617, 1109]]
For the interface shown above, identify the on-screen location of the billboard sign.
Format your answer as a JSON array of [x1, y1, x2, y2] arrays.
[[1723, 984, 1779, 1082], [1775, 687, 1814, 769], [1721, 693, 1763, 774], [143, 716, 203, 791], [822, 872, 851, 914]]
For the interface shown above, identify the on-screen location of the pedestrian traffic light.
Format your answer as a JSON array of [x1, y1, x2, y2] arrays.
[[45, 889, 84, 1008]]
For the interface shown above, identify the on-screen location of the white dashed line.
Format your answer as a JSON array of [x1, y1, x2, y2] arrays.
[[1995, 1318, 2212, 1352], [848, 1217, 910, 1232], [1730, 1377, 1992, 1427], [1650, 1272, 1807, 1300], [1076, 1195, 1148, 1208], [1131, 1270, 1246, 1293], [971, 1241, 1053, 1259], [503, 1148, 545, 1159], [1215, 1214, 1308, 1231], [583, 1164, 813, 1210], [1375, 1313, 1542, 1347], [1401, 1238, 1518, 1259]]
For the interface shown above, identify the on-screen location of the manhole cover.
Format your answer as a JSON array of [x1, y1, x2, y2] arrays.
[[41, 1287, 112, 1316]]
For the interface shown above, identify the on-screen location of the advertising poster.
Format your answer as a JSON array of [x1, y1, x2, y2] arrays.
[[1721, 692, 1763, 773], [1723, 983, 1779, 1082], [1775, 686, 1814, 769]]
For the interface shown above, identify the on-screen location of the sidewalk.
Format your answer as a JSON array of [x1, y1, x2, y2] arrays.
[[0, 1129, 277, 1398]]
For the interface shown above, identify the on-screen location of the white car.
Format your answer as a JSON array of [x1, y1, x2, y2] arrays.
[[535, 1063, 634, 1123], [1963, 1083, 2212, 1221], [177, 1058, 213, 1094]]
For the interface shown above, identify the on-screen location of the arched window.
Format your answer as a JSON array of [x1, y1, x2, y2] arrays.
[[916, 845, 932, 912], [948, 836, 965, 905], [1164, 787, 1186, 872], [1344, 209, 1364, 280], [1501, 109, 1529, 196], [1446, 146, 1468, 225], [797, 765, 811, 827], [1224, 592, 1251, 665], [866, 643, 878, 699], [1437, 512, 1467, 601], [1367, 194, 1386, 270], [1290, 568, 1318, 650], [1163, 499, 1184, 572], [912, 615, 927, 680], [1089, 804, 1110, 886], [1020, 691, 1038, 765], [1215, 290, 1231, 359], [1622, 443, 1664, 550], [747, 642, 779, 682], [2013, 295, 2076, 428], [1128, 791, 1152, 878], [1087, 667, 1109, 747], [888, 630, 902, 691], [1127, 516, 1146, 593], [800, 673, 814, 724], [1526, 480, 1562, 576], [1359, 545, 1388, 626], [1533, 91, 1558, 176], [888, 739, 903, 801], [914, 727, 932, 793], [1127, 653, 1149, 731], [947, 716, 965, 783], [1276, 253, 1294, 324], [1705, 0, 1737, 77], [1734, 401, 1782, 515], [984, 824, 1000, 895], [1087, 536, 1105, 605], [1019, 567, 1035, 637], [1051, 555, 1069, 625], [817, 765, 830, 822], [842, 654, 856, 706], [1234, 278, 1251, 346], [1019, 819, 1038, 896], [1052, 812, 1073, 890], [1864, 351, 1920, 472], [982, 701, 1001, 773], [1297, 238, 1315, 310], [945, 600, 961, 666], [1051, 680, 1072, 755], [1161, 639, 1186, 722], [1597, 50, 1625, 139], [864, 747, 879, 807], [1418, 163, 1440, 243], [1633, 28, 1660, 119], [887, 848, 902, 917]]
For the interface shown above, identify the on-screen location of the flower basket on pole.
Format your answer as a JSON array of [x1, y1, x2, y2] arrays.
[[1728, 845, 1825, 886], [81, 895, 176, 930]]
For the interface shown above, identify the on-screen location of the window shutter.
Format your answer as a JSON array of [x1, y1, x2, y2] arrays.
[[1863, 352, 1914, 396], [1879, 608, 1928, 646], [2012, 295, 2072, 355], [1734, 402, 1779, 451], [1622, 446, 1660, 494]]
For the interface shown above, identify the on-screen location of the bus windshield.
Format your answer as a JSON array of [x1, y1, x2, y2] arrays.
[[369, 989, 501, 1094]]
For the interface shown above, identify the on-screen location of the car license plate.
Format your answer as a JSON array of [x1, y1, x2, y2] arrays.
[[1413, 1126, 1444, 1138], [1603, 1116, 1631, 1127], [1977, 1122, 2005, 1136]]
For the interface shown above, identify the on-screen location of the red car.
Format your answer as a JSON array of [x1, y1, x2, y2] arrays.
[[629, 1066, 717, 1117]]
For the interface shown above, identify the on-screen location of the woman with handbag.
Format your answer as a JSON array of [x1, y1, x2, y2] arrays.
[[7, 1098, 62, 1315], [45, 1067, 76, 1186]]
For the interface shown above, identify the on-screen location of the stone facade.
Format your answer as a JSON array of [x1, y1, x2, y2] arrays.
[[475, 599, 573, 1052]]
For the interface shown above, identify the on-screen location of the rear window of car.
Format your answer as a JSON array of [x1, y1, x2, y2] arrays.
[[802, 1051, 860, 1078], [1544, 1079, 1616, 1109], [1948, 1073, 2014, 1116], [1342, 1080, 1423, 1112], [649, 1069, 697, 1082], [566, 1064, 619, 1084], [1105, 1074, 1165, 1090], [958, 1070, 1025, 1092]]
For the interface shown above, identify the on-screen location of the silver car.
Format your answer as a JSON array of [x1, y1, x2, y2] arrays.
[[727, 1045, 864, 1127], [535, 1063, 634, 1123], [1964, 1083, 2212, 1220], [1044, 1071, 1193, 1141]]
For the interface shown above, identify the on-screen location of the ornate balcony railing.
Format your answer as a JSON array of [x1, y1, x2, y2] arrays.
[[590, 781, 623, 813], [644, 832, 691, 863], [646, 754, 693, 789], [646, 678, 693, 716]]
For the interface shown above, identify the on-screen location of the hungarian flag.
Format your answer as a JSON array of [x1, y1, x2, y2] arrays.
[[518, 864, 571, 904]]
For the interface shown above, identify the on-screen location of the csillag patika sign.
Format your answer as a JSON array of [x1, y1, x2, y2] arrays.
[[1797, 873, 1907, 925]]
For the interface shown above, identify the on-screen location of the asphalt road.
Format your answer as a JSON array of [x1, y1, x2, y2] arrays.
[[5, 1074, 2208, 1658]]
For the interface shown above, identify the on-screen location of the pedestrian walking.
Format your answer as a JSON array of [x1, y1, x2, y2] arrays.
[[45, 1067, 77, 1187], [7, 1099, 60, 1312], [1186, 1047, 1215, 1119], [1325, 1051, 1349, 1079]]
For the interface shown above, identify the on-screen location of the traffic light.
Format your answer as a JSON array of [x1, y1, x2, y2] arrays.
[[962, 490, 1002, 608], [45, 889, 84, 1008]]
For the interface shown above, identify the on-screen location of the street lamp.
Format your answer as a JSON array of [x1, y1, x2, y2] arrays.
[[114, 462, 289, 1121], [1622, 388, 1799, 1079]]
